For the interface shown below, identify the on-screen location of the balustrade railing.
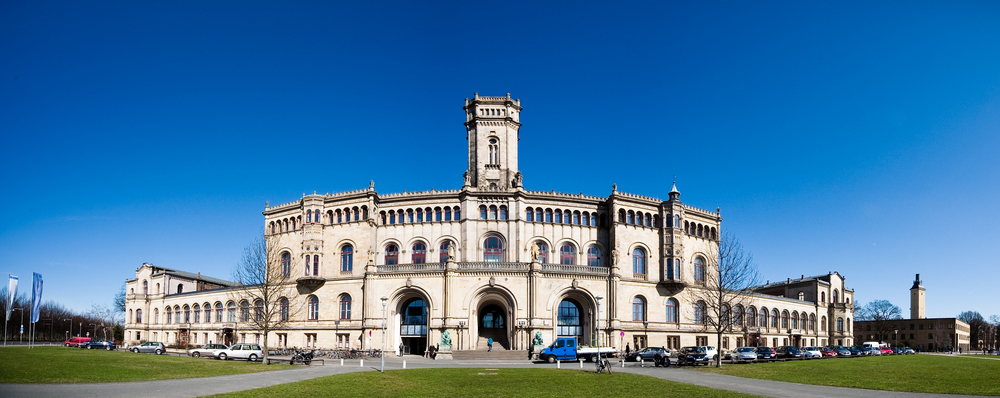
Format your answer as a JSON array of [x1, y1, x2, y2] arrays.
[[541, 264, 609, 275], [458, 262, 528, 271], [376, 263, 445, 273]]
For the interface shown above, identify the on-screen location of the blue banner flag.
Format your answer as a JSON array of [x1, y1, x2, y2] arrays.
[[30, 273, 42, 323], [5, 275, 16, 322]]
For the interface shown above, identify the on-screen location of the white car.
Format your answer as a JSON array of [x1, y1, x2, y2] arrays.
[[700, 345, 719, 361], [215, 343, 264, 361], [802, 346, 823, 358], [733, 347, 758, 362]]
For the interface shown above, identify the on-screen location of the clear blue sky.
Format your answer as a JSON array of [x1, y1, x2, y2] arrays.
[[2, 1, 998, 319]]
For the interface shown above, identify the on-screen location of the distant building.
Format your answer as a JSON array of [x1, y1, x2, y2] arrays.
[[124, 94, 856, 355], [854, 274, 970, 351]]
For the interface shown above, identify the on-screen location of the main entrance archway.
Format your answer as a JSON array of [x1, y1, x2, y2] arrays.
[[399, 297, 428, 355], [473, 288, 516, 351], [555, 291, 598, 346]]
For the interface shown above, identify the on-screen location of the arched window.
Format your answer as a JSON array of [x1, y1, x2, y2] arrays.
[[534, 241, 548, 263], [166, 307, 172, 324], [136, 309, 143, 324], [587, 246, 601, 267], [809, 314, 816, 331], [254, 299, 264, 322], [526, 208, 534, 222], [281, 252, 291, 277], [781, 310, 789, 328], [554, 210, 562, 223], [837, 317, 844, 332], [759, 308, 767, 328], [499, 206, 507, 220], [847, 318, 851, 332], [177, 284, 183, 294], [821, 316, 827, 331], [770, 309, 778, 328], [305, 255, 311, 276], [183, 305, 191, 323], [279, 297, 289, 322], [488, 138, 499, 165], [412, 242, 426, 264], [557, 300, 582, 338], [308, 296, 319, 320], [632, 248, 646, 275], [694, 256, 706, 282], [341, 245, 353, 272], [439, 241, 452, 263], [559, 243, 576, 265], [215, 302, 223, 322], [833, 289, 839, 303], [227, 302, 236, 322], [627, 211, 635, 224], [339, 294, 352, 320], [389, 212, 396, 224], [484, 236, 503, 262], [666, 298, 678, 323], [632, 297, 646, 321], [312, 255, 319, 276], [545, 209, 552, 223], [821, 291, 826, 302], [489, 206, 497, 220], [573, 211, 580, 225], [801, 313, 808, 330], [480, 205, 487, 220], [240, 301, 249, 322], [798, 292, 805, 301], [143, 280, 148, 295], [435, 207, 442, 221], [695, 301, 706, 324], [444, 207, 452, 221], [401, 299, 428, 337], [193, 304, 201, 323], [154, 308, 159, 324], [385, 244, 399, 265], [747, 306, 757, 327], [790, 311, 798, 329], [734, 305, 744, 326]]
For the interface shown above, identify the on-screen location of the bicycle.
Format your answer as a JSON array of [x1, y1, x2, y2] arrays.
[[595, 356, 612, 374]]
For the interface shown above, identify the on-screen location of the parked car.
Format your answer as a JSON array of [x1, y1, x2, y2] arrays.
[[902, 347, 916, 355], [820, 347, 838, 357], [880, 347, 893, 356], [732, 347, 758, 362], [130, 341, 166, 354], [833, 346, 851, 357], [64, 336, 91, 347], [626, 346, 669, 362], [187, 343, 228, 358], [848, 346, 863, 356], [755, 346, 777, 359], [676, 346, 712, 366], [775, 346, 804, 359], [84, 340, 116, 350], [866, 347, 882, 356], [215, 343, 264, 361], [802, 346, 823, 358], [755, 346, 776, 360]]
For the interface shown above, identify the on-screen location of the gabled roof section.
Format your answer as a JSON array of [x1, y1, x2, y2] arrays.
[[141, 263, 235, 287]]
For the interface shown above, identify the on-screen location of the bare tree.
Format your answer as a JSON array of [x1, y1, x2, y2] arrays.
[[229, 232, 300, 364], [691, 233, 760, 367], [855, 300, 902, 341]]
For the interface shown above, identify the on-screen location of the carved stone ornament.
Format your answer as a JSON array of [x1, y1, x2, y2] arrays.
[[406, 277, 413, 288], [571, 279, 579, 289], [489, 276, 496, 287]]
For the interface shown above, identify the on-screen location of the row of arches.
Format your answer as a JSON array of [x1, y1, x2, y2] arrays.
[[625, 298, 843, 333], [684, 221, 718, 240], [525, 207, 608, 227], [268, 206, 372, 235], [129, 294, 357, 325], [380, 206, 462, 225], [819, 289, 851, 304], [617, 209, 662, 229]]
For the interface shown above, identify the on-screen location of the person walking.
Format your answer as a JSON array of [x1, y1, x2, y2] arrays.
[[487, 337, 493, 352], [625, 343, 631, 357]]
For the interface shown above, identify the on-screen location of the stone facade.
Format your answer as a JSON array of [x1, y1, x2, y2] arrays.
[[124, 94, 855, 355]]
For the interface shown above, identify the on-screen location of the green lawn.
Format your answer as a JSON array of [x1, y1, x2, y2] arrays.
[[0, 346, 291, 383], [699, 355, 1000, 396], [209, 368, 761, 398]]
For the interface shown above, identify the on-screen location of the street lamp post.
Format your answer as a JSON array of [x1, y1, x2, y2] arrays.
[[518, 320, 526, 350], [643, 320, 649, 349], [335, 320, 340, 349], [380, 296, 387, 373], [458, 321, 465, 351], [596, 296, 603, 366]]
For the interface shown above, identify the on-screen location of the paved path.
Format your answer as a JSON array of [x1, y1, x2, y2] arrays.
[[0, 355, 988, 398]]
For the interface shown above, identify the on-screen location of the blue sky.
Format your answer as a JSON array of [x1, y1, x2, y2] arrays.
[[2, 1, 998, 319]]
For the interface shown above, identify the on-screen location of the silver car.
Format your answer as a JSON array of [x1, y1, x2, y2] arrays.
[[215, 343, 264, 361], [187, 343, 228, 358], [130, 341, 166, 355], [733, 347, 758, 362]]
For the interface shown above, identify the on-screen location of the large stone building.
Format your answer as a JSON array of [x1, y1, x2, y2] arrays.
[[124, 94, 855, 355]]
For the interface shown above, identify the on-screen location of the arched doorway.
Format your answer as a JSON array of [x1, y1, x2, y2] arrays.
[[479, 304, 508, 350], [556, 292, 597, 346], [399, 298, 428, 355]]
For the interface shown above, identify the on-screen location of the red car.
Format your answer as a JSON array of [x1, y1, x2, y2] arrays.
[[64, 337, 91, 347], [880, 347, 893, 356], [820, 347, 838, 357]]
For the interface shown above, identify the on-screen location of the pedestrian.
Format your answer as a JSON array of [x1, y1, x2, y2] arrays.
[[399, 343, 403, 356], [487, 337, 493, 352], [625, 343, 630, 356], [429, 344, 436, 360]]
